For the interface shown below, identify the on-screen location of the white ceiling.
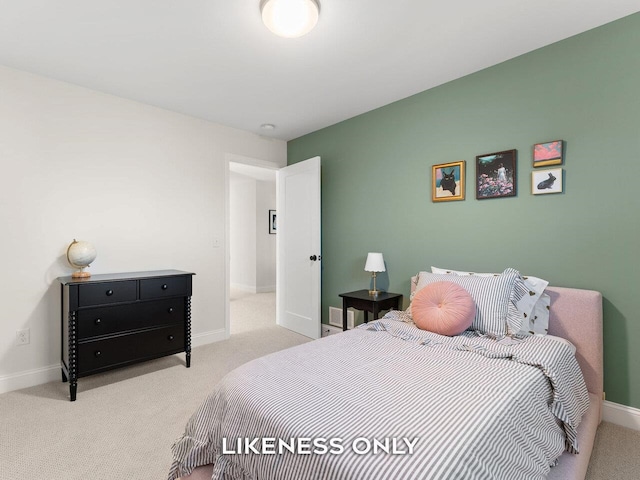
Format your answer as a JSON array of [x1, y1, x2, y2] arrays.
[[0, 1, 637, 141]]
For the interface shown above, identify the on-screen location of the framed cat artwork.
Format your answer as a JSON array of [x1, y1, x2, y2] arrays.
[[432, 160, 465, 202]]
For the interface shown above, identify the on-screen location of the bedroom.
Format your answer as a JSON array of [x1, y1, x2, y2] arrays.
[[1, 2, 639, 479]]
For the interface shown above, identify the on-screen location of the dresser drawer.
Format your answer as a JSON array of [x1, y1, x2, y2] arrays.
[[77, 306, 122, 339], [78, 280, 137, 307], [77, 298, 185, 340], [140, 276, 188, 299], [78, 325, 185, 375]]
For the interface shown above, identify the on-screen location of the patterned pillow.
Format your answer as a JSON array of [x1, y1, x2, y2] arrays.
[[411, 281, 475, 336], [431, 266, 549, 335], [526, 293, 550, 335], [414, 268, 521, 336]]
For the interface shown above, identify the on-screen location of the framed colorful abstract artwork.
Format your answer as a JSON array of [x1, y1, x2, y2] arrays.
[[432, 160, 465, 202], [476, 149, 517, 199], [533, 140, 563, 167]]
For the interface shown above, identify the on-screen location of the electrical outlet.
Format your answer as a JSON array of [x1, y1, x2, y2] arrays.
[[16, 328, 30, 346]]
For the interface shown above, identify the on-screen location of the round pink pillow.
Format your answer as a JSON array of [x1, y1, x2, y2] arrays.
[[411, 281, 475, 336]]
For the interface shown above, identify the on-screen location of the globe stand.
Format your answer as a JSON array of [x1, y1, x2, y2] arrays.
[[71, 267, 91, 278]]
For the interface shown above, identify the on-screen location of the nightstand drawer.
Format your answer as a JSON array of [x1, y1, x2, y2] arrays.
[[77, 325, 185, 375], [140, 276, 188, 299], [78, 281, 137, 307]]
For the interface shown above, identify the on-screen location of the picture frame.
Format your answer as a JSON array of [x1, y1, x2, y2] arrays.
[[432, 160, 465, 202], [269, 210, 277, 234], [476, 149, 517, 199], [533, 140, 563, 167], [532, 168, 563, 195]]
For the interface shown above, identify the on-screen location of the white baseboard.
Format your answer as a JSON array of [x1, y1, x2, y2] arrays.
[[0, 329, 228, 395], [230, 283, 275, 294], [602, 400, 640, 431], [0, 364, 60, 395], [192, 328, 228, 346], [256, 285, 275, 293], [231, 283, 256, 293], [321, 324, 343, 337]]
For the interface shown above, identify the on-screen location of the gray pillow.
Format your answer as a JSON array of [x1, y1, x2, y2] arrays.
[[414, 268, 521, 336]]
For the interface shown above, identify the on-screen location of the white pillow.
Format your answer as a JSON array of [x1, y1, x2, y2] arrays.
[[545, 334, 576, 355], [431, 266, 550, 336], [414, 268, 521, 336]]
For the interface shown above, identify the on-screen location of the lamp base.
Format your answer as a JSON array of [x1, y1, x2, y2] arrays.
[[368, 289, 382, 296]]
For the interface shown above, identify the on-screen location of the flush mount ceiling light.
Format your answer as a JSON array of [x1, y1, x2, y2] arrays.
[[260, 0, 320, 38]]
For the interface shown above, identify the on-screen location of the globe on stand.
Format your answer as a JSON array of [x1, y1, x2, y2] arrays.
[[66, 239, 97, 278]]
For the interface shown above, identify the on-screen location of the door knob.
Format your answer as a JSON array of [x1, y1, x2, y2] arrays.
[[310, 255, 317, 261]]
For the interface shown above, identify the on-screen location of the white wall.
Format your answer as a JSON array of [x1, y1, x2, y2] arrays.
[[230, 175, 257, 291], [0, 65, 286, 393], [229, 174, 276, 293], [256, 180, 276, 291]]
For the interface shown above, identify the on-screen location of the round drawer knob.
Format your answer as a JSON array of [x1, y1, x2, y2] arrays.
[[95, 318, 102, 325], [106, 289, 114, 296], [168, 307, 174, 314], [94, 350, 102, 357], [168, 335, 174, 341], [161, 284, 168, 290]]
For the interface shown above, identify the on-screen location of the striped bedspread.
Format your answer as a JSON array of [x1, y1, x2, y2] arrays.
[[169, 316, 589, 480]]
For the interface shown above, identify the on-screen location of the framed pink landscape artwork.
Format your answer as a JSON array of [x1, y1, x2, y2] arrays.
[[533, 140, 563, 167]]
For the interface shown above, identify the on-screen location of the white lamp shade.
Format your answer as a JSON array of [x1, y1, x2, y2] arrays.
[[364, 252, 385, 272], [261, 0, 319, 38]]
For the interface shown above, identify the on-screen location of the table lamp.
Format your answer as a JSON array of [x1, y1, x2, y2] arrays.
[[365, 252, 385, 296]]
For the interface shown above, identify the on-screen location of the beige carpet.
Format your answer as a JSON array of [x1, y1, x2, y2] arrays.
[[0, 291, 639, 479], [230, 288, 276, 334]]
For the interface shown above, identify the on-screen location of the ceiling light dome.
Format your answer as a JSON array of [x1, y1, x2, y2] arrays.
[[260, 0, 320, 38]]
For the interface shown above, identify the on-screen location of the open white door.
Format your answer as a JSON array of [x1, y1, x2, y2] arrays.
[[276, 156, 321, 339]]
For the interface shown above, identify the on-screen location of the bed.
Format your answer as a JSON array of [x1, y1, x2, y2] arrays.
[[169, 281, 603, 480]]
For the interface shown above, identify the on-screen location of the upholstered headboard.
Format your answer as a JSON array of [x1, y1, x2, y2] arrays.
[[409, 277, 603, 397], [544, 286, 603, 398]]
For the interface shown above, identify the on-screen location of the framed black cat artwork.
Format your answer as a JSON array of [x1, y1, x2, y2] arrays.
[[432, 160, 465, 202]]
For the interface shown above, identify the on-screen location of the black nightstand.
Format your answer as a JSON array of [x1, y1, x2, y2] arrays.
[[338, 290, 403, 331]]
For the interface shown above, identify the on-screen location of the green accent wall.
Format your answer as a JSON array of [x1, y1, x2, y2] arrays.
[[288, 13, 640, 409]]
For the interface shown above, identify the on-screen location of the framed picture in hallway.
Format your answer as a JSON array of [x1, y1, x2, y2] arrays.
[[269, 210, 277, 234]]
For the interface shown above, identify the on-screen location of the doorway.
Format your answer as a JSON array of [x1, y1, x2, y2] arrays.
[[228, 161, 277, 335]]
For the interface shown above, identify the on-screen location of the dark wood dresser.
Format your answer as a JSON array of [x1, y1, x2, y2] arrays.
[[58, 270, 194, 401]]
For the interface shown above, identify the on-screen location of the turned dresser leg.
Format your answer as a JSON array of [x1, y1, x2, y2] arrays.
[[68, 310, 78, 401], [185, 296, 192, 368]]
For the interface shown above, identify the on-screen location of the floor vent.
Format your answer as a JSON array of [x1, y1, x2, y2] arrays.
[[329, 306, 354, 330]]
